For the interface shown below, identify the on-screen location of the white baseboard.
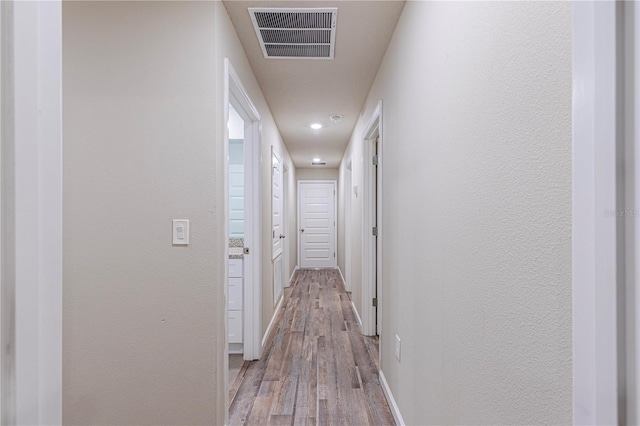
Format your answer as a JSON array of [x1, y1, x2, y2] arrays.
[[261, 294, 284, 349], [337, 266, 346, 287], [379, 370, 405, 426], [351, 301, 363, 328], [288, 266, 299, 287]]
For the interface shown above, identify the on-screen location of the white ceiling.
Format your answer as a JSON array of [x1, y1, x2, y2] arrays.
[[223, 0, 405, 168]]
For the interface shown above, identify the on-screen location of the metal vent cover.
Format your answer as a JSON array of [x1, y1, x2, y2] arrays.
[[311, 161, 327, 166], [248, 8, 337, 59]]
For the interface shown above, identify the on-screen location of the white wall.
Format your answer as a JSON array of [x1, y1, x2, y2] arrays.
[[296, 168, 339, 181], [64, 2, 221, 424], [338, 2, 572, 424], [64, 2, 297, 424]]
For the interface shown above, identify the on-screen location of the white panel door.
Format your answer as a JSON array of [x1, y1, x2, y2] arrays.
[[229, 164, 244, 238], [272, 150, 283, 260], [299, 181, 336, 268], [273, 256, 283, 305]]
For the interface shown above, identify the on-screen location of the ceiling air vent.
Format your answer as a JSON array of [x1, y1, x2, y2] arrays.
[[311, 161, 327, 166], [248, 8, 337, 60]]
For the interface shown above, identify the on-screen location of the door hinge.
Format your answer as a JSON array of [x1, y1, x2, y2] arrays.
[[372, 155, 379, 166], [372, 226, 378, 237], [334, 252, 336, 258], [372, 297, 378, 307]]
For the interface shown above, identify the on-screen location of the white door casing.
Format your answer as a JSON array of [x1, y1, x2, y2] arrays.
[[282, 162, 291, 288], [362, 101, 383, 338], [298, 181, 337, 269], [345, 160, 353, 291], [1, 1, 63, 423]]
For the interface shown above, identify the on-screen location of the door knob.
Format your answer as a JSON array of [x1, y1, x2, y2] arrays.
[[279, 234, 285, 239], [300, 228, 305, 233]]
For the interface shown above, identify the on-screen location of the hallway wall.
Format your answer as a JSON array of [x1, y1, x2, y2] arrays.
[[63, 2, 295, 424], [63, 2, 220, 423], [296, 168, 339, 181], [338, 1, 572, 424]]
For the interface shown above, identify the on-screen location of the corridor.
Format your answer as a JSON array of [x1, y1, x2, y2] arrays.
[[10, 0, 614, 423], [229, 270, 394, 425]]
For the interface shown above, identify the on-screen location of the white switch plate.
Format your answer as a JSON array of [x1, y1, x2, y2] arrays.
[[395, 335, 401, 362], [172, 219, 189, 245]]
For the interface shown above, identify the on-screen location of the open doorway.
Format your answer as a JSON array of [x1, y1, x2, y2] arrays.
[[224, 60, 262, 409]]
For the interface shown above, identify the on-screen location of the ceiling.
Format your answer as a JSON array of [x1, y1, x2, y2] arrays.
[[223, 0, 406, 168]]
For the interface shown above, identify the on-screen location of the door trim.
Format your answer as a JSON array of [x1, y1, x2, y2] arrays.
[[571, 2, 622, 423], [344, 159, 353, 291], [626, 2, 640, 423], [361, 100, 383, 338], [1, 2, 63, 423], [297, 180, 337, 269], [282, 162, 291, 288], [224, 59, 262, 367]]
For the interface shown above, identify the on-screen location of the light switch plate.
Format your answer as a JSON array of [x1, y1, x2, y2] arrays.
[[172, 219, 189, 245]]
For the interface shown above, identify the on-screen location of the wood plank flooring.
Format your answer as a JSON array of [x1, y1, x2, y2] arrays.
[[229, 269, 395, 426]]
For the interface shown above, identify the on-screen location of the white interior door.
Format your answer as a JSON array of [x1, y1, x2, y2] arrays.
[[298, 181, 336, 269], [272, 150, 283, 260], [272, 149, 284, 304]]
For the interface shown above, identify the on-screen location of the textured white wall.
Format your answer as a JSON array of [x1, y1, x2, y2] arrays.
[[63, 2, 220, 423], [63, 2, 295, 424], [338, 1, 572, 423], [296, 168, 339, 181]]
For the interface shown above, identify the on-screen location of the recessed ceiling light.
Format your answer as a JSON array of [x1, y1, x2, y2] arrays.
[[313, 158, 321, 162], [310, 123, 322, 130], [330, 114, 343, 123]]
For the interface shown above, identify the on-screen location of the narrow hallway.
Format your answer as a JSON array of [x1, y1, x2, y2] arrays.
[[229, 270, 394, 425]]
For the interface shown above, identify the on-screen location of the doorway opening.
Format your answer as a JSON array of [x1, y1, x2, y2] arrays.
[[224, 59, 262, 411]]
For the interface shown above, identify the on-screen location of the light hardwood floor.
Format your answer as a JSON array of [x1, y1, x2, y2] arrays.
[[229, 269, 395, 426]]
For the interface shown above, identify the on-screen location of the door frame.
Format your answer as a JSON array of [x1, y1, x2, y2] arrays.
[[1, 1, 63, 423], [224, 59, 262, 364], [361, 101, 383, 337], [282, 161, 290, 287], [627, 2, 640, 422], [344, 159, 353, 291], [297, 180, 337, 269], [571, 1, 637, 423]]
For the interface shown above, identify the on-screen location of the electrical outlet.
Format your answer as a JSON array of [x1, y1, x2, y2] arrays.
[[395, 335, 401, 362]]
